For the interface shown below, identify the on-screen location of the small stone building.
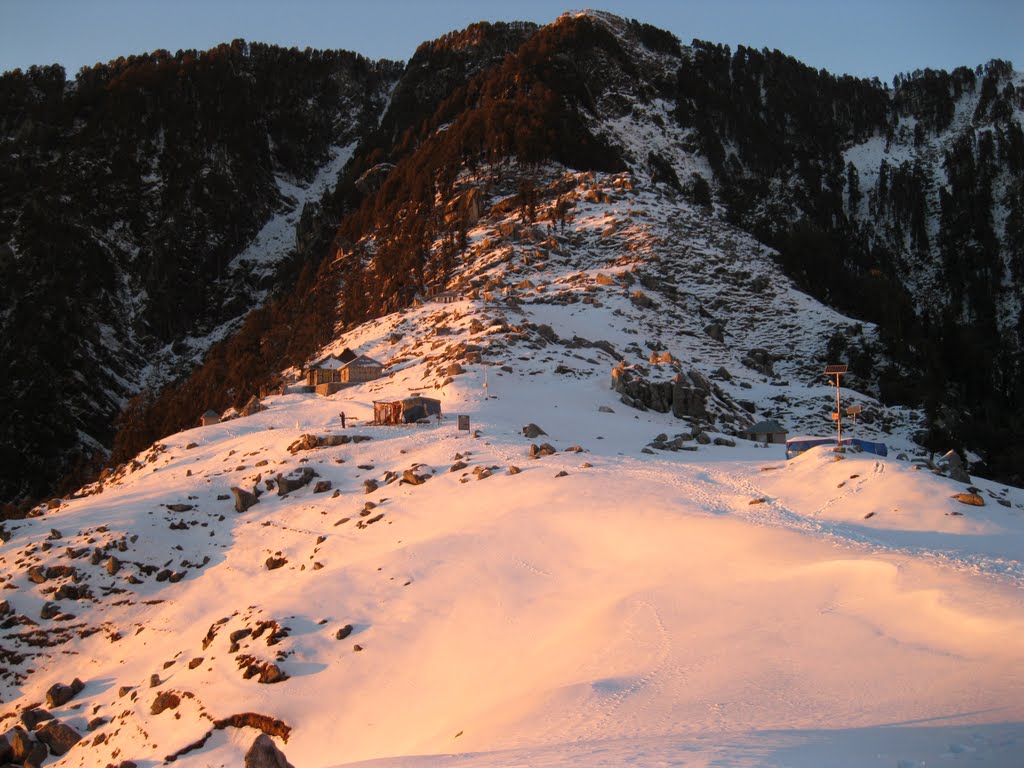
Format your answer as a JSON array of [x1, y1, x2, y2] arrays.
[[240, 395, 265, 418], [373, 397, 442, 425], [306, 350, 380, 389], [200, 409, 220, 427], [739, 419, 787, 444], [340, 354, 384, 384]]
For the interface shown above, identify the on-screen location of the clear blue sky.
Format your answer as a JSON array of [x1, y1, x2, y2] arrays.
[[1, 1, 1020, 84]]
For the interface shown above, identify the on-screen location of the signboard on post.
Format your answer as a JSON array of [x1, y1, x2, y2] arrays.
[[825, 364, 848, 447], [457, 415, 470, 431]]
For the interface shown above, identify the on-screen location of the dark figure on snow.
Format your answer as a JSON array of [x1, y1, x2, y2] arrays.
[[339, 411, 347, 428]]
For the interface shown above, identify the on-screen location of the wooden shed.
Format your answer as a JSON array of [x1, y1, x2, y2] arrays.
[[200, 409, 220, 427], [739, 419, 787, 444], [373, 397, 442, 425]]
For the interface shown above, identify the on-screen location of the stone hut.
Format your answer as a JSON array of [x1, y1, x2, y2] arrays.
[[339, 355, 384, 383], [739, 419, 787, 444], [240, 395, 265, 418], [200, 409, 220, 427]]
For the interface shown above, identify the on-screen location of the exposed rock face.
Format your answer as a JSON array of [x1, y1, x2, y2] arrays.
[[36, 720, 82, 756], [952, 492, 985, 506], [276, 468, 316, 496], [742, 348, 776, 377], [671, 372, 711, 421], [20, 708, 54, 731], [287, 434, 321, 453], [939, 450, 971, 484], [612, 364, 754, 433], [401, 469, 427, 485], [151, 691, 181, 715], [231, 486, 260, 512], [45, 678, 85, 708], [244, 733, 295, 768]]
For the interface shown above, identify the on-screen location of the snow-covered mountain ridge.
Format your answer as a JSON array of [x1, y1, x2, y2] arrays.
[[6, 10, 1024, 508], [2, 167, 1023, 768]]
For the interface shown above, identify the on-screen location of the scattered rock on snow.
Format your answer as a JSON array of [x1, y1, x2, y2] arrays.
[[952, 492, 984, 507], [522, 423, 547, 438]]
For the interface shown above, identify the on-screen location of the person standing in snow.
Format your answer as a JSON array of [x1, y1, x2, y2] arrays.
[[339, 411, 346, 429]]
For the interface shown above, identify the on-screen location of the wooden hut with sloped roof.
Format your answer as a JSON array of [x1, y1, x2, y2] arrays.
[[373, 397, 442, 425]]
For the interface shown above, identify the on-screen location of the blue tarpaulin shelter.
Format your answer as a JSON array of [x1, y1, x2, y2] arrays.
[[785, 436, 888, 460]]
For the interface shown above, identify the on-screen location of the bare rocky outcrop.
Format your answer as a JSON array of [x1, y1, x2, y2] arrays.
[[46, 678, 85, 708], [275, 468, 316, 496], [401, 469, 428, 485], [20, 708, 54, 731], [245, 733, 295, 768], [8, 727, 48, 764], [151, 690, 181, 715], [938, 450, 971, 484], [611, 364, 754, 432], [231, 487, 260, 513], [742, 348, 776, 377], [287, 433, 368, 454], [952, 492, 985, 506]]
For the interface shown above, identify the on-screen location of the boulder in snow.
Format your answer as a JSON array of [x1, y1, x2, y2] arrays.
[[244, 733, 295, 768]]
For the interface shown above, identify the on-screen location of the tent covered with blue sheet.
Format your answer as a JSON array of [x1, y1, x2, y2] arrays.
[[785, 436, 888, 460]]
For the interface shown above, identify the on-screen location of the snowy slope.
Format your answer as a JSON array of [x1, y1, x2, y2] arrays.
[[2, 171, 1023, 768]]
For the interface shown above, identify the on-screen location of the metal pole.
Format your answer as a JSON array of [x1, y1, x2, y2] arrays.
[[835, 374, 842, 447]]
